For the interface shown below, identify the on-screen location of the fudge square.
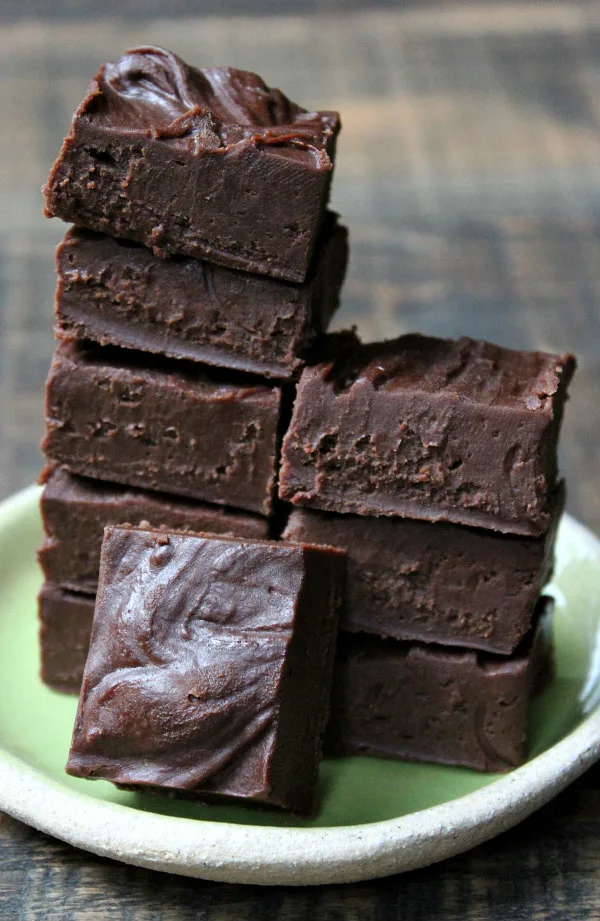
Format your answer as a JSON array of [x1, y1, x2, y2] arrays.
[[44, 47, 341, 283], [283, 481, 563, 654], [39, 466, 268, 595], [42, 341, 281, 516], [67, 527, 345, 814], [39, 583, 95, 693], [279, 333, 576, 536], [54, 215, 348, 380], [325, 597, 553, 773]]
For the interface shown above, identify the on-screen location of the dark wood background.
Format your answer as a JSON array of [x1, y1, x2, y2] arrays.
[[0, 2, 599, 917]]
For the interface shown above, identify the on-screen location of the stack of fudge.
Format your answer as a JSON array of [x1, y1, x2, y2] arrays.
[[38, 48, 346, 701], [280, 333, 574, 771], [38, 46, 576, 815]]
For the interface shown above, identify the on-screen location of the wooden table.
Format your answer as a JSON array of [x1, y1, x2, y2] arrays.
[[1, 3, 599, 916]]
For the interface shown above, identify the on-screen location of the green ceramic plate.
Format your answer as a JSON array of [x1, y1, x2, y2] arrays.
[[0, 485, 599, 885]]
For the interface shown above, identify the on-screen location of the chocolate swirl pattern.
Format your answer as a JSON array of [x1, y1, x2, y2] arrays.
[[68, 528, 295, 792], [66, 527, 345, 812], [90, 46, 337, 157]]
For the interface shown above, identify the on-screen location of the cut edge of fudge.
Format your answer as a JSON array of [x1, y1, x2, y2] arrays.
[[279, 332, 577, 536], [66, 526, 345, 815], [42, 340, 282, 516], [265, 540, 345, 812], [39, 582, 95, 694], [54, 214, 348, 380], [325, 596, 554, 773], [282, 481, 564, 654]]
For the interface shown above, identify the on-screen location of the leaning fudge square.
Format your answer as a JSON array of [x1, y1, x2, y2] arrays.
[[325, 597, 553, 773], [38, 466, 268, 595], [282, 482, 563, 654], [55, 214, 348, 380], [279, 333, 576, 536], [66, 527, 345, 814], [39, 583, 95, 693], [44, 47, 341, 283], [42, 341, 281, 516]]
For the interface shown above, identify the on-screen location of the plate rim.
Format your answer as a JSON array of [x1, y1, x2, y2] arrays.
[[1, 484, 600, 886]]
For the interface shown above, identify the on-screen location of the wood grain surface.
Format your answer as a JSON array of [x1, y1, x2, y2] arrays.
[[0, 3, 599, 916]]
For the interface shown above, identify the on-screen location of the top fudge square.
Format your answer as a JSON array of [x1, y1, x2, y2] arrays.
[[279, 333, 576, 536], [44, 47, 340, 283]]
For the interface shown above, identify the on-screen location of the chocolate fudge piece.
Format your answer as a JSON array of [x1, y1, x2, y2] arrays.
[[39, 583, 95, 693], [39, 466, 268, 594], [325, 598, 553, 773], [282, 483, 563, 653], [279, 333, 576, 536], [67, 526, 345, 814], [42, 341, 281, 516], [44, 47, 340, 283], [55, 216, 348, 380]]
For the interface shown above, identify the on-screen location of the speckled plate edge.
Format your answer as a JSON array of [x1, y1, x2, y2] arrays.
[[0, 485, 600, 886]]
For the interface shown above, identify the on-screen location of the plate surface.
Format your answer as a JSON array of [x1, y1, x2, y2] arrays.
[[0, 485, 599, 885]]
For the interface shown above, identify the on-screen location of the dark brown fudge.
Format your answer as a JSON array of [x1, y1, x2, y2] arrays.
[[282, 483, 563, 654], [39, 583, 95, 693], [42, 341, 281, 516], [279, 333, 576, 536], [55, 216, 348, 380], [325, 598, 553, 773], [39, 466, 268, 594], [67, 526, 345, 814], [44, 47, 340, 283]]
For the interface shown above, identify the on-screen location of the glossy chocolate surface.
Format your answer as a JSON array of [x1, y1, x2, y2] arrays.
[[67, 526, 345, 814], [84, 48, 336, 156], [44, 47, 340, 282], [42, 341, 281, 516], [54, 215, 347, 379], [39, 467, 268, 594], [325, 598, 553, 772], [279, 333, 576, 535]]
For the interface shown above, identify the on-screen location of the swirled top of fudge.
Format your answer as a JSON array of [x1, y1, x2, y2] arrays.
[[77, 46, 339, 161]]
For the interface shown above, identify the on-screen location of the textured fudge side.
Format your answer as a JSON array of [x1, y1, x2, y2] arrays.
[[39, 583, 95, 693], [42, 342, 281, 516], [39, 467, 268, 594], [55, 216, 348, 380], [279, 334, 576, 536], [67, 527, 345, 815], [325, 598, 553, 773], [44, 47, 340, 283], [283, 484, 563, 654]]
